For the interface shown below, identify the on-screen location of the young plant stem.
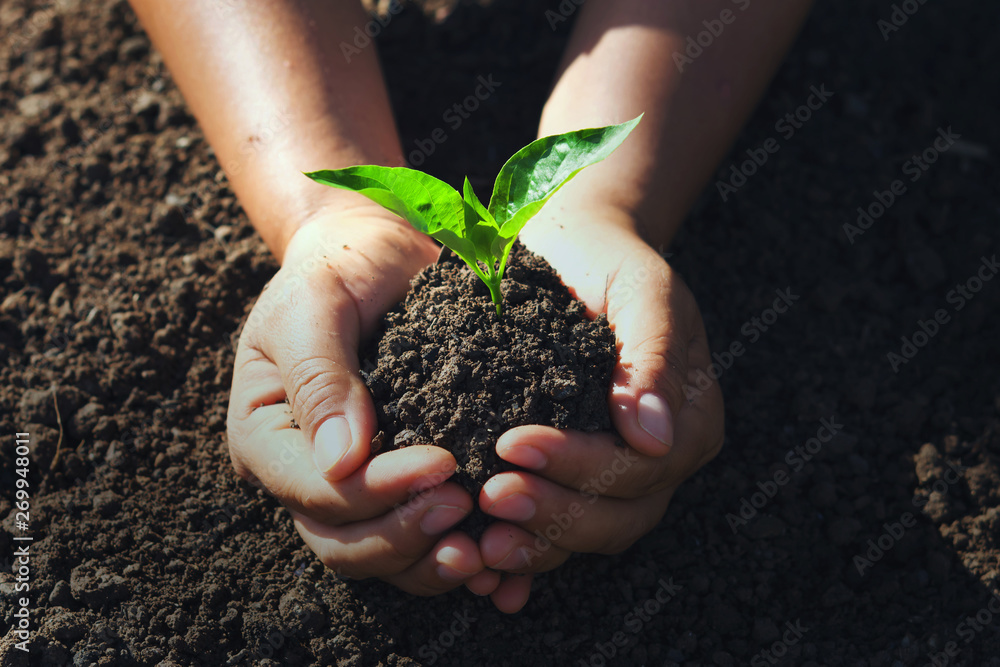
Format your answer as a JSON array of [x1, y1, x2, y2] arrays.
[[483, 263, 503, 316], [468, 260, 503, 315]]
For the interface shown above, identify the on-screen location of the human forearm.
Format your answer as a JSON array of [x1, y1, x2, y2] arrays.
[[127, 0, 405, 259], [536, 0, 813, 248]]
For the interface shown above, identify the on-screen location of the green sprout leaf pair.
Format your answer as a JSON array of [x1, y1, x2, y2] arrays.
[[304, 114, 642, 315]]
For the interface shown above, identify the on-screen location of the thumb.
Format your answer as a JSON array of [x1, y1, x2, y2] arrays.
[[257, 282, 376, 482], [606, 252, 692, 457]]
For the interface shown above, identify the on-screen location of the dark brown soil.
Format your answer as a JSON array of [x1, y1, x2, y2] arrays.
[[362, 242, 615, 534], [2, 0, 1000, 666]]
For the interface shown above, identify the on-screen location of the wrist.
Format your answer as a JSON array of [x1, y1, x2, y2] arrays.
[[278, 207, 440, 334], [275, 195, 433, 266], [240, 169, 414, 262], [522, 196, 644, 248], [281, 205, 439, 271]]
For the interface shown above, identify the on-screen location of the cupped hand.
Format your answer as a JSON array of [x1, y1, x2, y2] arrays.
[[478, 204, 725, 612], [226, 207, 500, 597]]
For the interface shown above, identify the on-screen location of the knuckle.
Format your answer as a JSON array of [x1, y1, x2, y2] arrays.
[[285, 356, 351, 432]]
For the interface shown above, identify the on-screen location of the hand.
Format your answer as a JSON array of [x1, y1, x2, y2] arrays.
[[226, 208, 501, 597], [476, 204, 725, 611]]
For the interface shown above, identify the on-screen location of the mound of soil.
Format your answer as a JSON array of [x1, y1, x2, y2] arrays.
[[1, 0, 1000, 665], [362, 242, 616, 532]]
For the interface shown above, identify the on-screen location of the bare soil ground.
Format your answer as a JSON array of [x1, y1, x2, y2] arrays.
[[1, 0, 999, 665]]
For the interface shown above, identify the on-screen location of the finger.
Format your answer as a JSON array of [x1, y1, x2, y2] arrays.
[[232, 219, 441, 482], [382, 533, 487, 596], [229, 402, 458, 524], [291, 481, 472, 579], [497, 426, 664, 499], [478, 521, 571, 574], [251, 273, 375, 481], [490, 574, 534, 614], [229, 273, 374, 484], [605, 248, 695, 456], [480, 471, 671, 554], [465, 570, 502, 597]]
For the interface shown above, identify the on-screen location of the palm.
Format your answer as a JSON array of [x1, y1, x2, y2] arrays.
[[472, 207, 725, 612]]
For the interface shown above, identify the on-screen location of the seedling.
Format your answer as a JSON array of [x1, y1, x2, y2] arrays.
[[305, 115, 641, 315]]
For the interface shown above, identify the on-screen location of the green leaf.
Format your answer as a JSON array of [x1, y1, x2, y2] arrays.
[[304, 115, 642, 318], [304, 165, 482, 275], [461, 177, 501, 267], [487, 115, 643, 237], [462, 177, 496, 230], [304, 166, 462, 236]]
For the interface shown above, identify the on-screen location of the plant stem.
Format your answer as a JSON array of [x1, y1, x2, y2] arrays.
[[487, 279, 503, 316], [482, 262, 503, 316]]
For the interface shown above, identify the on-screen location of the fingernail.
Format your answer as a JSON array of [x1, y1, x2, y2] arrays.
[[487, 494, 536, 522], [496, 546, 530, 570], [435, 545, 476, 581], [313, 417, 352, 474], [420, 505, 468, 535], [637, 393, 673, 448], [502, 446, 547, 470]]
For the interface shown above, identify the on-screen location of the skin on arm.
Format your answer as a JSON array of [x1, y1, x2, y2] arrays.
[[127, 0, 501, 599], [126, 0, 402, 258], [535, 0, 815, 247], [481, 0, 814, 612]]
